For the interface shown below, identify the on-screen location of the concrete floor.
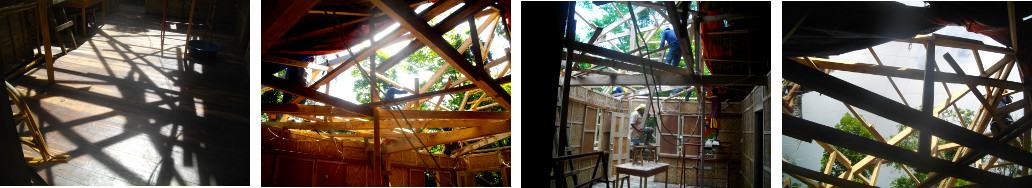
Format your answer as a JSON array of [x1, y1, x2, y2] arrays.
[[590, 176, 686, 188]]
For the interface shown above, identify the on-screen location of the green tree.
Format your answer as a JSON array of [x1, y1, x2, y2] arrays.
[[818, 113, 876, 182], [889, 108, 987, 187]]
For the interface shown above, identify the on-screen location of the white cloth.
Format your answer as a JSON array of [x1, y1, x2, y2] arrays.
[[628, 111, 645, 140]]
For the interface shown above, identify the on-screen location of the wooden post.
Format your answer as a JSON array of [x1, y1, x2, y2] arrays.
[[918, 41, 935, 170], [370, 49, 383, 186], [37, 0, 54, 83]]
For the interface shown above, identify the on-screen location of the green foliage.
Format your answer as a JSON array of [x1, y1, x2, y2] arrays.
[[818, 113, 876, 182], [888, 109, 982, 187], [475, 171, 504, 186]]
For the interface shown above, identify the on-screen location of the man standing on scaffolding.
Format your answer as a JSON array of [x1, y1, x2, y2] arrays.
[[661, 25, 689, 99], [659, 25, 682, 67]]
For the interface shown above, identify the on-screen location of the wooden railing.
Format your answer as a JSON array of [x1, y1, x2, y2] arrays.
[[552, 151, 610, 188]]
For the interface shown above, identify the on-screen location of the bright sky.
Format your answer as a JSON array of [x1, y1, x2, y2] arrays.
[[312, 3, 511, 107]]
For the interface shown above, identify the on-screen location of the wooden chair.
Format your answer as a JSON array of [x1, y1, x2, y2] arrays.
[[67, 5, 97, 36], [7, 81, 69, 165], [50, 5, 77, 54]]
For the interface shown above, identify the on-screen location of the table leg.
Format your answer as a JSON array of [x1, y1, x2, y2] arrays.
[[101, 0, 105, 26], [81, 7, 85, 35], [665, 172, 669, 188]]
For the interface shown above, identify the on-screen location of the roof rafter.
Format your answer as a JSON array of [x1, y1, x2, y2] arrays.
[[372, 0, 510, 110], [261, 119, 502, 130], [384, 119, 510, 153]]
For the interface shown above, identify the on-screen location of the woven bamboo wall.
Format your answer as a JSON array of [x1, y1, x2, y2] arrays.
[[740, 84, 771, 188], [464, 150, 511, 172], [261, 128, 368, 161], [570, 86, 621, 110]]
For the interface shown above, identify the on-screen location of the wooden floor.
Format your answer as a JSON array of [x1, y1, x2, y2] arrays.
[[12, 4, 248, 185]]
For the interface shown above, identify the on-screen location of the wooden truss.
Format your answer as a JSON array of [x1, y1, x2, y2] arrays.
[[261, 0, 511, 186], [783, 17, 1032, 187]]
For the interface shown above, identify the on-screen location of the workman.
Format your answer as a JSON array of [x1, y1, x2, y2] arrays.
[[990, 94, 1014, 135], [659, 25, 682, 67], [629, 104, 654, 145]]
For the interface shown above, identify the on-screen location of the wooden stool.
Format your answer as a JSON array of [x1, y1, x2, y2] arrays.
[[609, 174, 630, 188], [631, 145, 658, 165]]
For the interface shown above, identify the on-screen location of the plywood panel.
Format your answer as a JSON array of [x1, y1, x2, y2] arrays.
[[585, 107, 599, 131], [315, 161, 346, 186], [661, 115, 678, 134], [682, 116, 701, 135], [660, 135, 678, 154], [389, 167, 408, 186], [346, 164, 371, 186], [275, 156, 314, 186], [410, 170, 427, 187], [582, 106, 598, 153], [437, 171, 455, 187], [262, 154, 274, 186]]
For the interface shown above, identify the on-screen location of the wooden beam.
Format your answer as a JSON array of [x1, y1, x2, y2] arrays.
[[375, 2, 499, 72], [898, 34, 1014, 55], [261, 119, 504, 130], [276, 0, 459, 45], [261, 0, 321, 55], [307, 10, 371, 16], [362, 76, 510, 107], [261, 103, 357, 116], [783, 161, 876, 188], [784, 60, 1032, 169], [372, 0, 511, 110], [385, 120, 510, 153], [785, 115, 1014, 187], [375, 110, 509, 120], [261, 75, 373, 117], [376, 11, 500, 73], [568, 41, 695, 76], [569, 75, 764, 86], [792, 57, 1023, 90], [263, 55, 328, 70], [327, 132, 434, 138]]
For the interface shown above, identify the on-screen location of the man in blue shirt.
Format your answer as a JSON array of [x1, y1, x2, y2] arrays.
[[659, 26, 682, 67], [661, 26, 687, 98]]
